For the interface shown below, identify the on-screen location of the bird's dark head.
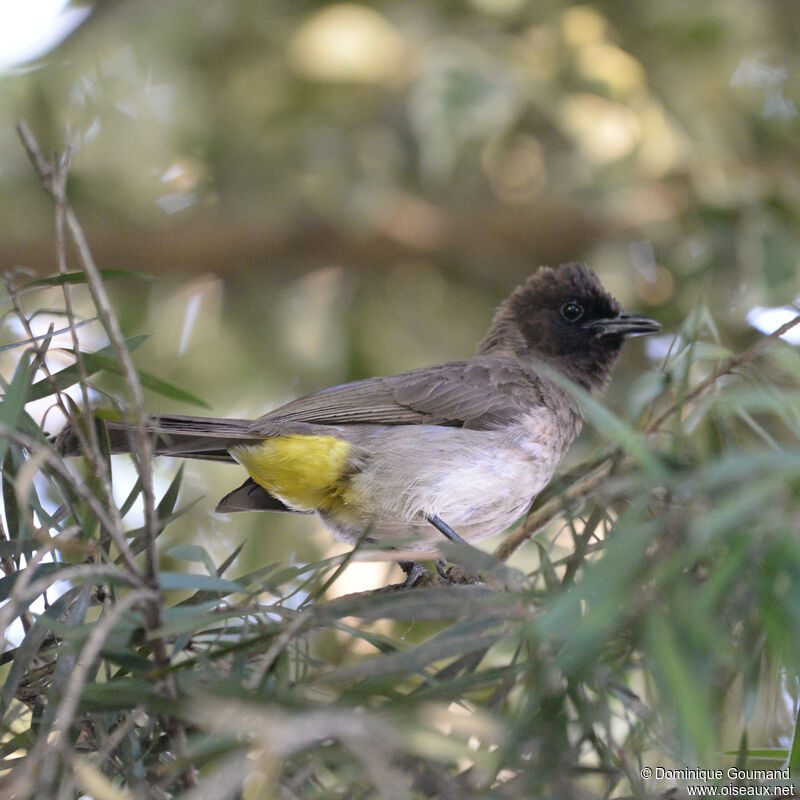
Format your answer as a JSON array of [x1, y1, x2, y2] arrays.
[[479, 262, 661, 391]]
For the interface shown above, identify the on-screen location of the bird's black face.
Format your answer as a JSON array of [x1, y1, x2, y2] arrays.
[[507, 262, 661, 389]]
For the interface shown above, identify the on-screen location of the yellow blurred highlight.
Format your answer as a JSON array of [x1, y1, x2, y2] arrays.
[[559, 93, 641, 163], [160, 157, 203, 193], [577, 44, 646, 98], [691, 159, 767, 208], [288, 4, 407, 85], [562, 6, 607, 47]]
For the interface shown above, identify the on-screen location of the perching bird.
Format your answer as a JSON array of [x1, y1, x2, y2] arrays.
[[57, 263, 659, 566]]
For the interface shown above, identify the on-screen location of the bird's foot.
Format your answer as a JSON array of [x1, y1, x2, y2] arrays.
[[399, 560, 435, 588], [435, 558, 482, 585]]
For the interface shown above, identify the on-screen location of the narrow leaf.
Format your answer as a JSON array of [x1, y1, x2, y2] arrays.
[[23, 269, 152, 288], [0, 351, 33, 463], [158, 571, 244, 593], [27, 335, 149, 401]]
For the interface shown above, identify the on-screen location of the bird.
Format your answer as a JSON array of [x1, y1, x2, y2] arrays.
[[57, 263, 660, 580]]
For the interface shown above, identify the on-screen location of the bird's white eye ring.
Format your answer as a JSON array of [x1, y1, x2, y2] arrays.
[[560, 301, 584, 322]]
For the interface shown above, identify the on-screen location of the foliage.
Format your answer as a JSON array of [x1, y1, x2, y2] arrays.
[[2, 127, 800, 800]]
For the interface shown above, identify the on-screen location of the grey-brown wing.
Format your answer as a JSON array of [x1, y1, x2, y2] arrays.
[[252, 358, 543, 431]]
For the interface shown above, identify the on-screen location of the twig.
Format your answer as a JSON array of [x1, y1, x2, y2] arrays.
[[494, 458, 614, 562], [644, 312, 800, 434], [53, 147, 121, 532], [0, 562, 141, 650], [16, 122, 196, 788], [246, 610, 310, 691], [496, 313, 800, 562], [16, 122, 159, 578], [3, 273, 126, 555], [31, 588, 156, 796]]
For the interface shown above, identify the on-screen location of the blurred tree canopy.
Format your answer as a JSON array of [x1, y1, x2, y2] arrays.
[[2, 0, 798, 305]]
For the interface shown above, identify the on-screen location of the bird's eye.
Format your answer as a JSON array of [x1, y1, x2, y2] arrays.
[[560, 301, 584, 322]]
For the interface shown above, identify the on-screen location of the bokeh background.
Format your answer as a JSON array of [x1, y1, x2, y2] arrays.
[[1, 1, 799, 587]]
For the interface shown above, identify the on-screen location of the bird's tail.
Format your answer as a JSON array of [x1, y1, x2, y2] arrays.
[[54, 414, 260, 463]]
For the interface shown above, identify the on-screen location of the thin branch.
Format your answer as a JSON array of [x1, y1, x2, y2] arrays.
[[496, 313, 800, 562], [16, 121, 195, 788], [16, 122, 158, 573], [246, 610, 310, 690], [3, 274, 125, 549], [644, 312, 800, 434], [32, 588, 157, 796], [52, 147, 119, 521], [494, 457, 614, 562], [0, 562, 141, 651]]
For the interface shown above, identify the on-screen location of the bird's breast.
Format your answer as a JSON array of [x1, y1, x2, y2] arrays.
[[514, 404, 583, 466]]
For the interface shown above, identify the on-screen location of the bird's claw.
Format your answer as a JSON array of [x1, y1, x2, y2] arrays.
[[435, 558, 482, 585]]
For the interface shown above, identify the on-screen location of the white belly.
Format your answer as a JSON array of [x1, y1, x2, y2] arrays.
[[326, 420, 567, 549]]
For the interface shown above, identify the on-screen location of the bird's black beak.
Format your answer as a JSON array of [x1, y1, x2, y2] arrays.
[[581, 312, 662, 338]]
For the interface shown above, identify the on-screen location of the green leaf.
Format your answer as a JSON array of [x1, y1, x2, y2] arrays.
[[167, 544, 218, 577], [157, 463, 185, 521], [322, 621, 505, 683], [155, 604, 246, 638], [158, 571, 244, 594], [0, 351, 33, 464], [79, 678, 165, 712], [646, 611, 713, 758], [71, 350, 209, 408], [315, 585, 520, 624], [0, 562, 65, 601], [27, 334, 149, 401], [1, 450, 21, 542], [0, 538, 37, 559], [736, 729, 748, 772], [539, 364, 666, 479], [439, 541, 527, 589], [118, 475, 143, 519], [789, 703, 800, 774], [23, 269, 153, 288], [217, 540, 246, 578], [100, 649, 154, 674], [125, 498, 202, 557]]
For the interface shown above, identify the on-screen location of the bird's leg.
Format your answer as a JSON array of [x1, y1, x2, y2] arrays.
[[425, 515, 481, 584], [398, 517, 478, 587], [425, 514, 466, 544], [426, 514, 463, 581]]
